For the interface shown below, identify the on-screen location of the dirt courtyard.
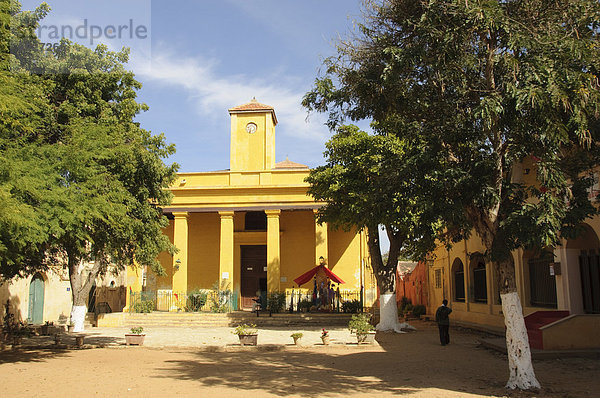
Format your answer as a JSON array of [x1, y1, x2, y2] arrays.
[[1, 320, 598, 397]]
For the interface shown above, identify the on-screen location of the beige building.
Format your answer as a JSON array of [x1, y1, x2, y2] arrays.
[[428, 157, 600, 349]]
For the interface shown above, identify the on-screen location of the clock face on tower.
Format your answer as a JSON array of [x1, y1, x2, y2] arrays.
[[245, 122, 257, 134]]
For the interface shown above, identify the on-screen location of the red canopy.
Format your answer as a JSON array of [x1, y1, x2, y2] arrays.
[[293, 265, 345, 286]]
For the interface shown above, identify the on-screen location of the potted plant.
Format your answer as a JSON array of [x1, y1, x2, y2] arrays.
[[232, 323, 258, 346], [290, 332, 303, 345], [349, 313, 376, 344], [320, 328, 330, 345], [125, 326, 146, 346], [41, 321, 58, 336]]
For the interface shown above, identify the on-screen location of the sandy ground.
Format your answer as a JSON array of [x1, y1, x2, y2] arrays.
[[1, 320, 598, 398]]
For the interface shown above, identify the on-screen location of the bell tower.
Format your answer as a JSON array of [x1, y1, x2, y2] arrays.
[[228, 98, 278, 171]]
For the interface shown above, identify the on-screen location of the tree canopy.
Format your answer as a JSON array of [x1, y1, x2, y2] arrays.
[[307, 125, 446, 292], [0, 0, 178, 301], [304, 0, 600, 270], [303, 0, 600, 389]]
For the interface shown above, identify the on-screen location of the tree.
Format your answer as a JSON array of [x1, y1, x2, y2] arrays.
[[307, 125, 446, 331], [1, 2, 178, 331], [304, 0, 600, 390]]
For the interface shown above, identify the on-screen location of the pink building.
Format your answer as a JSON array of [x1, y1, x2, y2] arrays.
[[396, 261, 429, 310]]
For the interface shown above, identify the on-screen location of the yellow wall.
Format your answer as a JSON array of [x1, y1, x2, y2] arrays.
[[155, 221, 174, 290], [187, 212, 221, 290], [230, 112, 275, 171], [542, 315, 600, 349], [328, 226, 362, 290], [280, 210, 315, 289]]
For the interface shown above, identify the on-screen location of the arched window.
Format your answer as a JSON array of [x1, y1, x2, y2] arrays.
[[452, 259, 465, 302], [473, 261, 487, 303], [245, 211, 267, 231]]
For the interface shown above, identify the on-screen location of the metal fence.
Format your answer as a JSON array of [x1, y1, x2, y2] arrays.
[[129, 288, 369, 313], [129, 290, 238, 313], [284, 288, 364, 313]]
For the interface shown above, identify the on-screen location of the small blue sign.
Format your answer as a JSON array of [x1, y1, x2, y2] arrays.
[[67, 287, 70, 291]]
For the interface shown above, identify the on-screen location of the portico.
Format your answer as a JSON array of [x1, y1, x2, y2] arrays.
[[134, 99, 372, 310]]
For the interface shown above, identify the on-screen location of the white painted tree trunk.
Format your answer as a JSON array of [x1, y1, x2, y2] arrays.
[[501, 291, 540, 390], [376, 293, 414, 333], [71, 305, 87, 332]]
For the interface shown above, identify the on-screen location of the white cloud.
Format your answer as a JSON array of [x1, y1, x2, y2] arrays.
[[136, 48, 331, 143]]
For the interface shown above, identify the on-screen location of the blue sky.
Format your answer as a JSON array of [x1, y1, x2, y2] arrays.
[[21, 0, 389, 252], [24, 0, 368, 172]]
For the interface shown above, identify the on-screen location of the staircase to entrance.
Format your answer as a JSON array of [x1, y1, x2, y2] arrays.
[[525, 310, 570, 349], [97, 311, 357, 329]]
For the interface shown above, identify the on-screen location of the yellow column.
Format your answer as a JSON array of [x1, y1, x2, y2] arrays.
[[266, 210, 281, 293], [219, 211, 235, 289], [314, 209, 328, 266], [172, 212, 189, 296]]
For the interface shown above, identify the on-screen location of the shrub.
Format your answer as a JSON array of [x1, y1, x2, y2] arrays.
[[133, 300, 154, 313], [267, 292, 286, 313], [342, 299, 361, 313], [297, 299, 312, 312], [232, 323, 257, 335], [348, 313, 374, 334], [130, 327, 144, 335], [209, 280, 232, 313], [398, 296, 412, 314], [412, 304, 426, 318], [290, 332, 303, 339], [186, 290, 208, 312]]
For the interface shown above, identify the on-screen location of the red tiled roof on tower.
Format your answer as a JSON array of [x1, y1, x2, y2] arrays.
[[228, 97, 278, 125]]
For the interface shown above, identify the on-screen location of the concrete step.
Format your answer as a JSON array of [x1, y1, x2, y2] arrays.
[[118, 311, 355, 328]]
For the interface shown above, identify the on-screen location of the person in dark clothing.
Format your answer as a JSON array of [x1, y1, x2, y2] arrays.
[[435, 299, 452, 345]]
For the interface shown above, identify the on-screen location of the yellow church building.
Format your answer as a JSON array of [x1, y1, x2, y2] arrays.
[[127, 99, 374, 311]]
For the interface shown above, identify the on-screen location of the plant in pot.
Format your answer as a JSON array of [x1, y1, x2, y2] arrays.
[[125, 326, 146, 346], [41, 321, 54, 336], [297, 299, 312, 313], [320, 328, 330, 345], [348, 313, 376, 344], [290, 332, 303, 345], [232, 323, 258, 346]]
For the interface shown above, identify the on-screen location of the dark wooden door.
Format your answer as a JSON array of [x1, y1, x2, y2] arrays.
[[241, 245, 267, 310]]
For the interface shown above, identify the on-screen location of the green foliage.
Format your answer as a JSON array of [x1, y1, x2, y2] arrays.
[[290, 332, 303, 339], [132, 300, 154, 314], [0, 3, 177, 298], [306, 125, 447, 293], [2, 300, 32, 338], [266, 292, 286, 313], [348, 313, 375, 335], [209, 280, 232, 313], [297, 299, 312, 312], [185, 290, 208, 312], [412, 305, 426, 318], [130, 327, 144, 335], [341, 299, 362, 313], [232, 323, 257, 336], [398, 297, 412, 315], [304, 0, 600, 281]]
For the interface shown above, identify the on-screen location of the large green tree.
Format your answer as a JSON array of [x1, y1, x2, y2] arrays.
[[1, 1, 177, 330], [304, 0, 600, 390], [307, 125, 447, 331]]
